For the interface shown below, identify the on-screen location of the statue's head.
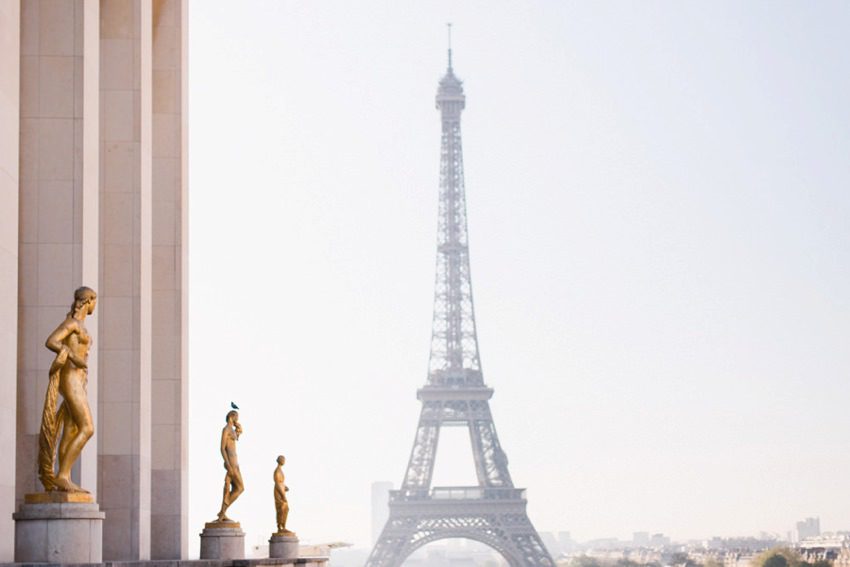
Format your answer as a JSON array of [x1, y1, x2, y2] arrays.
[[226, 410, 238, 423], [277, 455, 285, 466], [71, 286, 97, 316]]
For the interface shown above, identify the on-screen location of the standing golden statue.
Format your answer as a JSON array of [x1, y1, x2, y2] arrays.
[[38, 286, 97, 493], [216, 410, 244, 522], [274, 455, 294, 535]]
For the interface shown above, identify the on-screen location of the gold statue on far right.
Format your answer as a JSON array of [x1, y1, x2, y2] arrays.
[[274, 455, 294, 535]]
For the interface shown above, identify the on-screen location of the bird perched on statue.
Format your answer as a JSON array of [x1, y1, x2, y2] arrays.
[[230, 402, 239, 410]]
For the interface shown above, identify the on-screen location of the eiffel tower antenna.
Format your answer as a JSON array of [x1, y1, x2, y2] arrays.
[[365, 36, 554, 567], [447, 22, 453, 70]]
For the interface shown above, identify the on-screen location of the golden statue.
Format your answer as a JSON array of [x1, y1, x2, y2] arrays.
[[38, 286, 97, 493], [274, 455, 294, 536], [216, 410, 244, 522]]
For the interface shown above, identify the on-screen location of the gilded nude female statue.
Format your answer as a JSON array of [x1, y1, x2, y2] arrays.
[[38, 286, 97, 492]]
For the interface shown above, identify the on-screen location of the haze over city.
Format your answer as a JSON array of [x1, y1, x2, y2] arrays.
[[187, 0, 850, 556]]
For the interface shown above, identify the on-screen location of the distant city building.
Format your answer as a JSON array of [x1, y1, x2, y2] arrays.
[[703, 536, 781, 552], [540, 533, 561, 557], [723, 552, 760, 567], [555, 529, 850, 567], [586, 538, 621, 550], [371, 481, 393, 545], [797, 518, 821, 542], [559, 548, 663, 566], [558, 532, 575, 553], [799, 532, 849, 563], [834, 546, 850, 567], [405, 540, 508, 567]]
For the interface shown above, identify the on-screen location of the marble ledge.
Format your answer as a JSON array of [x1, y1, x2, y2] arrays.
[[0, 558, 329, 567]]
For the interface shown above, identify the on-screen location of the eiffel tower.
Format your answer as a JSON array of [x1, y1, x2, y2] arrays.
[[366, 37, 555, 567]]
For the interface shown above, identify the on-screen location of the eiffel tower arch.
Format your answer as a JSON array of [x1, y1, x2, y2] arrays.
[[365, 36, 554, 567]]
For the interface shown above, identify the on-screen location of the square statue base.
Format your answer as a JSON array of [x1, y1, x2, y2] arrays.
[[200, 521, 245, 559], [14, 493, 104, 563], [269, 533, 299, 559]]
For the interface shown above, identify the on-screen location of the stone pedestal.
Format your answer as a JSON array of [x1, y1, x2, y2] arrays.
[[13, 493, 104, 563], [200, 521, 245, 559], [269, 533, 299, 559]]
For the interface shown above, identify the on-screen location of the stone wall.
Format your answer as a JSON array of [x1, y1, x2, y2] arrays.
[[2, 0, 189, 560]]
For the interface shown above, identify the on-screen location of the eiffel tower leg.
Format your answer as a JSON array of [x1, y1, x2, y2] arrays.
[[366, 519, 409, 567], [468, 403, 513, 487], [503, 516, 555, 567], [402, 403, 441, 489]]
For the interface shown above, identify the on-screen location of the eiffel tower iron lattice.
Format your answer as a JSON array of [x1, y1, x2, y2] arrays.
[[365, 43, 555, 567]]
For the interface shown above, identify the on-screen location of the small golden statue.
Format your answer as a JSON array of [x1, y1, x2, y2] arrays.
[[215, 410, 244, 523], [274, 455, 294, 536], [37, 286, 97, 494]]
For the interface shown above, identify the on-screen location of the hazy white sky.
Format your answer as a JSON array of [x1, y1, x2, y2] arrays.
[[187, 0, 850, 556]]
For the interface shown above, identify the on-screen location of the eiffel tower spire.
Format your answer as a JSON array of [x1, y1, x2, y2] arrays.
[[366, 38, 555, 567], [447, 22, 453, 71]]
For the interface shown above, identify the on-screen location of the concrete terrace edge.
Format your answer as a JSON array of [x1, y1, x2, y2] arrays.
[[0, 557, 330, 567]]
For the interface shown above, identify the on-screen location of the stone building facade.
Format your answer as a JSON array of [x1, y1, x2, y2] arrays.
[[0, 0, 188, 560]]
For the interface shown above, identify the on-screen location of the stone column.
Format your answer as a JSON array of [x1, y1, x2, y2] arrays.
[[0, 0, 20, 561], [98, 0, 153, 560], [150, 0, 189, 558], [15, 0, 100, 506]]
